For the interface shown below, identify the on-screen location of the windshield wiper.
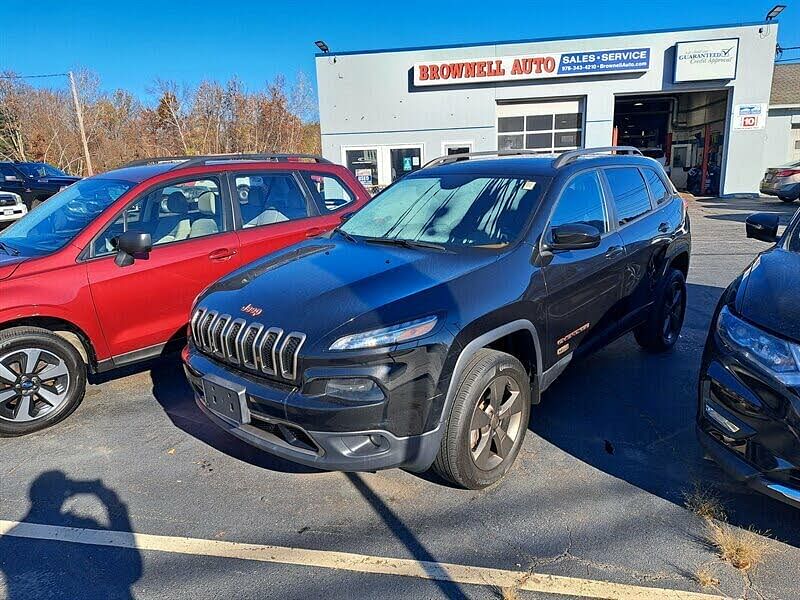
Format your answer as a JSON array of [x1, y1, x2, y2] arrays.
[[0, 241, 19, 256], [361, 237, 450, 252], [334, 227, 358, 243]]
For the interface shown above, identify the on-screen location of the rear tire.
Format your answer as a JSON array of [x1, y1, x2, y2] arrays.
[[432, 349, 530, 489], [634, 269, 687, 353], [0, 327, 87, 437]]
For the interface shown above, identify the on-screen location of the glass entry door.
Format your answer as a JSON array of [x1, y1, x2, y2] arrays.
[[345, 148, 379, 193], [343, 145, 424, 192]]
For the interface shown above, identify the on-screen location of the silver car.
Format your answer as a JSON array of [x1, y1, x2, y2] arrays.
[[761, 161, 800, 203], [0, 191, 27, 224]]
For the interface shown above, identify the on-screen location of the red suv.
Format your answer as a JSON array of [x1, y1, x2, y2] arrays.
[[0, 154, 369, 436]]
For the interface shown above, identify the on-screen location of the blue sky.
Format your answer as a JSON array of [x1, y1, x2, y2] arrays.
[[2, 0, 797, 104]]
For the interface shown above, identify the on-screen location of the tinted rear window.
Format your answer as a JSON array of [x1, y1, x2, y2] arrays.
[[604, 167, 652, 225]]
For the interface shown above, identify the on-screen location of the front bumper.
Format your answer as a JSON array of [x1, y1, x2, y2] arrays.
[[697, 332, 800, 509], [182, 346, 444, 472], [0, 205, 27, 223]]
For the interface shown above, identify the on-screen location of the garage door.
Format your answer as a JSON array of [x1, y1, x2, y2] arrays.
[[497, 100, 584, 154]]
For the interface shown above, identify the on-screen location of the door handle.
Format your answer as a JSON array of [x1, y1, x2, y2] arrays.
[[658, 222, 670, 233], [605, 246, 624, 259], [305, 227, 324, 238], [208, 248, 237, 261]]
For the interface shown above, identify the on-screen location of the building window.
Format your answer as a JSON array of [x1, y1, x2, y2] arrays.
[[497, 100, 583, 154], [345, 149, 379, 190]]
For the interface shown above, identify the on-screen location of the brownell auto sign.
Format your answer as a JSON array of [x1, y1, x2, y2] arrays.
[[413, 48, 650, 86]]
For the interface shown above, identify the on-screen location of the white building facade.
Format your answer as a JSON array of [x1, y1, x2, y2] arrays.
[[316, 21, 778, 196]]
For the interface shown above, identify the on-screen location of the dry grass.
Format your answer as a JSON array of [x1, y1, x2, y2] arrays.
[[683, 484, 727, 522], [694, 566, 720, 588], [705, 520, 771, 571], [500, 586, 519, 600]]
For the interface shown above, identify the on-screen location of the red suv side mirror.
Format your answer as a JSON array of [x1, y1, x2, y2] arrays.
[[115, 232, 152, 267]]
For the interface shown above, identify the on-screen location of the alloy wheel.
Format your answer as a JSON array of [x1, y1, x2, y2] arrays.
[[468, 375, 524, 471], [662, 281, 685, 344], [0, 348, 70, 423]]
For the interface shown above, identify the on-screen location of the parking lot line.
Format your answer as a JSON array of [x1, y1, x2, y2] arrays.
[[0, 519, 725, 600]]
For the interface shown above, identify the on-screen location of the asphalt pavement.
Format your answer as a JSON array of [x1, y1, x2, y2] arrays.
[[1, 196, 799, 600]]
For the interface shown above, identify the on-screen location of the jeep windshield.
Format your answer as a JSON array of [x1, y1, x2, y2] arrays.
[[339, 173, 549, 249], [0, 178, 133, 257]]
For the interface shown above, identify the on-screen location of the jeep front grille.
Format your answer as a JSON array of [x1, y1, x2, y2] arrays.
[[191, 307, 306, 381]]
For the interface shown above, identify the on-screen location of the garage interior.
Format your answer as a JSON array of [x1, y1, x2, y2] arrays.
[[613, 91, 729, 195]]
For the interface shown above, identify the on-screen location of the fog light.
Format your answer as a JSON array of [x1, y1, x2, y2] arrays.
[[705, 403, 740, 434], [325, 378, 384, 402]]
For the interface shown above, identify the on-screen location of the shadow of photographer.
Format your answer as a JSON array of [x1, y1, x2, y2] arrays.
[[0, 471, 142, 600]]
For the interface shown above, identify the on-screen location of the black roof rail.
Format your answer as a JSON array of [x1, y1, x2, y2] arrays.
[[120, 153, 332, 170], [552, 146, 643, 169], [423, 149, 542, 169]]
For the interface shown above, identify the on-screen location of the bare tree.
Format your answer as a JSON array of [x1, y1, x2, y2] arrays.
[[0, 70, 321, 175]]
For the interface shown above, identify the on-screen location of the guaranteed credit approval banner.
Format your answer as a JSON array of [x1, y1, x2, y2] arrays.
[[413, 48, 650, 87]]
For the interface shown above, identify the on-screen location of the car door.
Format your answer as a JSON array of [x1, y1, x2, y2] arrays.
[[85, 175, 241, 360], [601, 166, 668, 318], [231, 170, 333, 265], [541, 169, 627, 365]]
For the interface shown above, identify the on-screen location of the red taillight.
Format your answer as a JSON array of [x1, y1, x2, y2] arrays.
[[776, 169, 800, 177]]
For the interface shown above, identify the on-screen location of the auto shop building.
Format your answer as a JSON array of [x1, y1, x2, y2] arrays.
[[315, 21, 778, 196]]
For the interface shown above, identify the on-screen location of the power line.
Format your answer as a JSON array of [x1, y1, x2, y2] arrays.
[[0, 73, 69, 80]]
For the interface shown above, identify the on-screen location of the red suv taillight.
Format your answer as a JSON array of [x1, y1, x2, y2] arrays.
[[776, 169, 800, 177]]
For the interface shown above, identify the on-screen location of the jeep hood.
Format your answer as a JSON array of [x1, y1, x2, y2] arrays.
[[199, 238, 499, 347], [735, 248, 800, 342]]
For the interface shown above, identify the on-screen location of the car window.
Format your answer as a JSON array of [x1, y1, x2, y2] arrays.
[[16, 163, 67, 178], [642, 168, 670, 204], [300, 172, 355, 213], [550, 170, 608, 234], [340, 174, 549, 248], [604, 167, 652, 225], [0, 178, 134, 257], [235, 173, 311, 228], [93, 178, 224, 256], [0, 165, 19, 178]]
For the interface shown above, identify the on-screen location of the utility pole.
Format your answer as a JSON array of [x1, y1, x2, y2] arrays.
[[68, 71, 93, 176]]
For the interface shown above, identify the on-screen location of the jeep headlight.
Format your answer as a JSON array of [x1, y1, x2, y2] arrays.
[[329, 316, 438, 351], [717, 305, 800, 385]]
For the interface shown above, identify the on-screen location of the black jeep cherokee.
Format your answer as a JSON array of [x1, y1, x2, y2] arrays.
[[182, 147, 691, 489]]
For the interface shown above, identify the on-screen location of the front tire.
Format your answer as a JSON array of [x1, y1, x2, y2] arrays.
[[634, 268, 687, 353], [0, 327, 87, 437], [432, 349, 531, 489]]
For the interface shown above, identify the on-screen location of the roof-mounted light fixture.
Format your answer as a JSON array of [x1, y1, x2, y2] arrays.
[[767, 4, 786, 20], [315, 40, 330, 53]]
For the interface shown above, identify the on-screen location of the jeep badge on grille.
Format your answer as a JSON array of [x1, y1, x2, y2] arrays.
[[241, 303, 263, 317]]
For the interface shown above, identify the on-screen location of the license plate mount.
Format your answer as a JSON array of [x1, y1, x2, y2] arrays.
[[201, 375, 250, 425]]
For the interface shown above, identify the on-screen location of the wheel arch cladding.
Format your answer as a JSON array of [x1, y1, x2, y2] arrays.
[[0, 317, 95, 369], [669, 251, 690, 278], [441, 320, 543, 429]]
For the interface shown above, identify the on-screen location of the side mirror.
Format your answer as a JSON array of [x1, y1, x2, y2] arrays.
[[114, 231, 152, 267], [339, 211, 355, 222], [745, 213, 779, 244], [549, 223, 602, 251]]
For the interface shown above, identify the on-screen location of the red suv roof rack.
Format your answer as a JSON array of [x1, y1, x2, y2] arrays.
[[121, 153, 331, 170]]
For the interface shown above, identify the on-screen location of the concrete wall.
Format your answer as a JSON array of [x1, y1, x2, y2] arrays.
[[317, 22, 777, 196]]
